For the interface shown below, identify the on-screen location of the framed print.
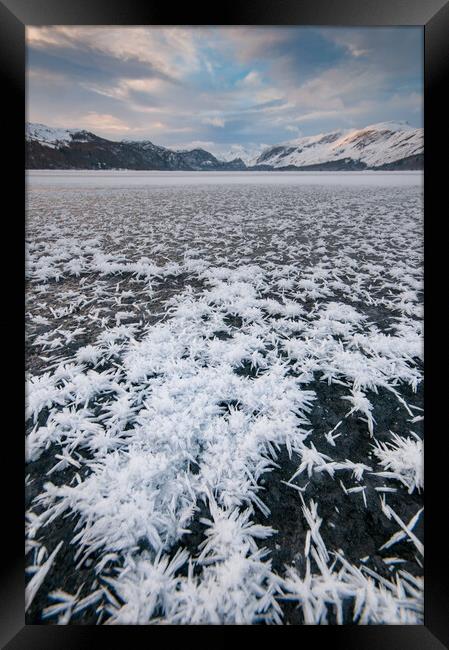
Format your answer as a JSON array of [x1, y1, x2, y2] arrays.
[[1, 0, 448, 646]]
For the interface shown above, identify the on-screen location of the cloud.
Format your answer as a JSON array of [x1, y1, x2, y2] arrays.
[[27, 26, 202, 81], [319, 27, 423, 75], [285, 125, 302, 134], [26, 26, 423, 149], [78, 112, 131, 132], [203, 116, 226, 128], [168, 140, 215, 151], [238, 70, 262, 87], [40, 112, 132, 135]]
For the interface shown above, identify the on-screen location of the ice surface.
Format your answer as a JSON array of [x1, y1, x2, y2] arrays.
[[25, 171, 423, 624], [26, 169, 423, 188]]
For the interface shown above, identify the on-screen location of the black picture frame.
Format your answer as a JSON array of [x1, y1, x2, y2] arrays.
[[1, 0, 448, 646]]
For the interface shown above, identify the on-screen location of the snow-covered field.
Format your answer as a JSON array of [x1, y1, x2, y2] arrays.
[[25, 171, 424, 625]]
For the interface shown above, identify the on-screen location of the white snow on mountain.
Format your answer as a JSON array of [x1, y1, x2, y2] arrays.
[[26, 123, 75, 148], [254, 122, 423, 168], [26, 121, 423, 168], [217, 144, 269, 166], [26, 123, 91, 149]]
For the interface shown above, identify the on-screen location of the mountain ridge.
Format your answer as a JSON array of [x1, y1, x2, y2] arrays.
[[26, 121, 423, 171]]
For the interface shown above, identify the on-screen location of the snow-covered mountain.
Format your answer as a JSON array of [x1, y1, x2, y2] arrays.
[[218, 144, 269, 167], [25, 123, 245, 171], [26, 123, 98, 148], [25, 121, 423, 171], [253, 122, 423, 170]]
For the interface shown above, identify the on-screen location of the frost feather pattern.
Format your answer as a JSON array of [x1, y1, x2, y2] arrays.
[[25, 172, 423, 624]]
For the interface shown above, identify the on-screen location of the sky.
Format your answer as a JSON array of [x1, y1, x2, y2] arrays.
[[26, 26, 423, 158]]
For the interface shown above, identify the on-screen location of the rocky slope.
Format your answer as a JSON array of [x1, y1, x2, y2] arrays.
[[26, 121, 423, 171], [253, 122, 423, 170], [25, 123, 245, 171]]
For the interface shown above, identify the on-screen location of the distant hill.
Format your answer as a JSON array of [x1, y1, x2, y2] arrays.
[[25, 123, 246, 171], [252, 122, 423, 171], [26, 121, 423, 171]]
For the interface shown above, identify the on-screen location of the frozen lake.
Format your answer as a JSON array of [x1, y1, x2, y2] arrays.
[[25, 170, 424, 625], [26, 169, 423, 188]]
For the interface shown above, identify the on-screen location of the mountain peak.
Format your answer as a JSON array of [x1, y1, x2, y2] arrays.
[[25, 121, 423, 171], [254, 122, 423, 169], [363, 120, 413, 131]]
